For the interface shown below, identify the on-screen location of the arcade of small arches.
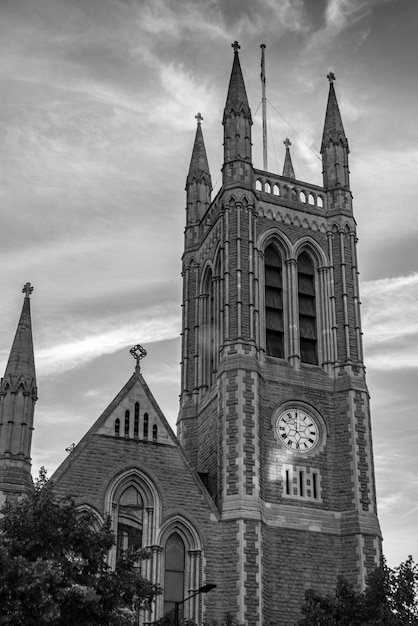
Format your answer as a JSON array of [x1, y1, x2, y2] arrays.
[[80, 471, 204, 623], [255, 177, 325, 209]]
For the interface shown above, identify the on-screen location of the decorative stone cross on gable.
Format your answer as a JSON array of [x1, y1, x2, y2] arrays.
[[284, 138, 292, 149], [22, 282, 33, 298], [195, 112, 203, 125], [231, 41, 240, 53], [130, 343, 147, 373], [327, 71, 336, 83]]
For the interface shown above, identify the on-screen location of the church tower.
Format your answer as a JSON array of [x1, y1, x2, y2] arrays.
[[178, 44, 381, 625], [0, 283, 37, 506]]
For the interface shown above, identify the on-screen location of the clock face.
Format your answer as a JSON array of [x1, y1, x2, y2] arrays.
[[276, 408, 319, 453]]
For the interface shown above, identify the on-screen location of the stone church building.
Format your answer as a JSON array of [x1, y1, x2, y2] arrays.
[[0, 44, 382, 625]]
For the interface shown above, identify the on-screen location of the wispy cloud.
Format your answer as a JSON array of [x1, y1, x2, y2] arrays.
[[35, 305, 179, 377], [362, 272, 418, 369]]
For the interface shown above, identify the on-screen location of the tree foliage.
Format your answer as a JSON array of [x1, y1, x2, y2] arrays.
[[0, 468, 161, 625], [298, 556, 418, 625]]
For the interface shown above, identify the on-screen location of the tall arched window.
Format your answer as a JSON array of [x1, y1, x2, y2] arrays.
[[143, 412, 149, 438], [116, 486, 143, 559], [164, 533, 185, 615], [134, 402, 139, 438], [124, 410, 130, 436], [202, 268, 216, 387], [265, 244, 284, 358], [297, 252, 318, 364]]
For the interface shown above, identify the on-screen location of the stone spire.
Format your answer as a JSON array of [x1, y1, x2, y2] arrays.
[[186, 113, 212, 190], [282, 138, 295, 179], [0, 283, 37, 503], [222, 41, 253, 187], [185, 113, 212, 238], [321, 73, 350, 192]]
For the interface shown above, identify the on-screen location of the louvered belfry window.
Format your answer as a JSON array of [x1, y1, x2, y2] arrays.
[[297, 252, 318, 364], [265, 244, 284, 358]]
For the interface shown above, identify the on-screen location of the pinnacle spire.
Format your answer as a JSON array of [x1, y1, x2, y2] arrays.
[[282, 138, 295, 179], [224, 41, 252, 122], [321, 73, 348, 152], [2, 283, 36, 393], [186, 113, 211, 187]]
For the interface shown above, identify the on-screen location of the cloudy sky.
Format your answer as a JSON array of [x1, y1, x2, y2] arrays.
[[0, 0, 417, 568]]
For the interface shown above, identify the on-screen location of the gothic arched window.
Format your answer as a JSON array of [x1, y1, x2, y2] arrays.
[[116, 485, 143, 560], [164, 533, 185, 615], [265, 244, 284, 358], [114, 418, 120, 436], [152, 424, 158, 441], [143, 412, 149, 438], [297, 252, 318, 364], [134, 402, 139, 438], [124, 410, 130, 436]]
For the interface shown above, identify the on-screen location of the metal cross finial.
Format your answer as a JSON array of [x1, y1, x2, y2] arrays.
[[232, 41, 240, 53], [130, 344, 147, 363], [195, 112, 203, 125], [22, 282, 33, 298], [284, 138, 292, 149], [327, 71, 335, 83]]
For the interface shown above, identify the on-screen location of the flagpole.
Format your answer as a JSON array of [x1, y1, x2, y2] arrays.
[[261, 44, 267, 171]]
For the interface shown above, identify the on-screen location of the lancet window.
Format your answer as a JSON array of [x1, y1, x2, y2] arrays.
[[163, 533, 185, 615], [297, 252, 318, 364], [264, 244, 284, 358], [116, 485, 143, 560]]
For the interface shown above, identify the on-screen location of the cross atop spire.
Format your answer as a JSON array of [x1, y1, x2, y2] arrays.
[[327, 72, 335, 83], [22, 282, 33, 298], [195, 112, 203, 125], [231, 41, 240, 54], [282, 138, 295, 179]]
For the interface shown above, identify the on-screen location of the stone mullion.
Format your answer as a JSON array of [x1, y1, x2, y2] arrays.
[[327, 231, 338, 365], [286, 258, 299, 367], [236, 205, 242, 339], [339, 230, 351, 361], [188, 550, 202, 622], [218, 246, 224, 354], [257, 251, 264, 352], [149, 545, 163, 622], [318, 267, 332, 374], [199, 294, 209, 391], [193, 264, 200, 392], [181, 266, 189, 393], [350, 232, 363, 364], [224, 207, 230, 341], [213, 276, 221, 371], [249, 209, 257, 344]]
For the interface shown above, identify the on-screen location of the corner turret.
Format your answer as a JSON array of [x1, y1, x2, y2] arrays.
[[321, 73, 352, 213], [0, 283, 37, 504], [222, 41, 253, 189], [185, 113, 212, 243]]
